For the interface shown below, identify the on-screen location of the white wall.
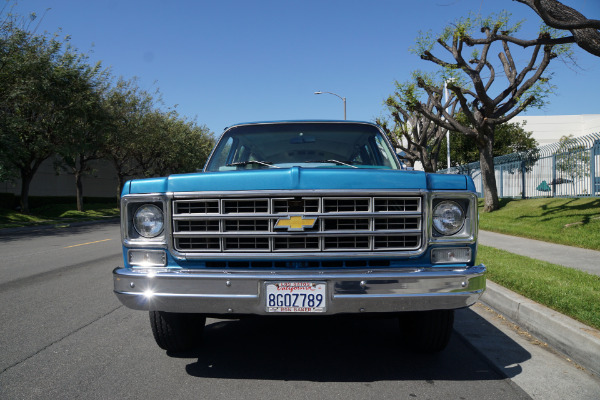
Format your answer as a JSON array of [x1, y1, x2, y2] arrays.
[[511, 114, 600, 146], [1, 158, 119, 198]]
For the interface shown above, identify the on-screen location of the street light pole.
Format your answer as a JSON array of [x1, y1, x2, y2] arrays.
[[314, 91, 346, 120], [443, 80, 451, 171]]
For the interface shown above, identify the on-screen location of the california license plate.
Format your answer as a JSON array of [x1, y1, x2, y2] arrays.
[[265, 282, 327, 313]]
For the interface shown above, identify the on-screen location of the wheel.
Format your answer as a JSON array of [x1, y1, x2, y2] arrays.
[[149, 311, 206, 352], [399, 309, 454, 353]]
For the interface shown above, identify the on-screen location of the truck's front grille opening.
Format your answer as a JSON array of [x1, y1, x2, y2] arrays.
[[374, 235, 420, 249], [176, 220, 219, 232], [172, 195, 422, 255], [178, 237, 220, 250], [374, 217, 420, 230], [224, 219, 270, 231], [323, 236, 370, 250], [323, 198, 370, 212], [274, 237, 319, 250], [324, 218, 370, 230], [224, 237, 269, 250], [273, 198, 319, 213], [374, 198, 420, 212], [175, 200, 219, 214], [223, 199, 269, 214]]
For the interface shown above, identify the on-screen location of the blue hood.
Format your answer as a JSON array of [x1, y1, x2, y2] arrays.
[[124, 167, 472, 195]]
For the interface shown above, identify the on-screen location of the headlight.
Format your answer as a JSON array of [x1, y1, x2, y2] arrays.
[[432, 200, 465, 236], [133, 204, 164, 238]]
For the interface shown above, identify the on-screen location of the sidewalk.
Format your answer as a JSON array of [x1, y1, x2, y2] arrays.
[[479, 230, 600, 276], [477, 230, 600, 376]]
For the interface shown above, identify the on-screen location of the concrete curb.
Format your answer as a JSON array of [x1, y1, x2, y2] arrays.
[[481, 281, 600, 377]]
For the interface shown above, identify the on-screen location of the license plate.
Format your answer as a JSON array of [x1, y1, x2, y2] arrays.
[[265, 282, 326, 313]]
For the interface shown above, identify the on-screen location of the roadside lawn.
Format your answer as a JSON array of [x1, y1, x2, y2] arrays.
[[479, 197, 600, 251], [477, 245, 600, 330], [0, 203, 119, 229], [478, 198, 600, 329]]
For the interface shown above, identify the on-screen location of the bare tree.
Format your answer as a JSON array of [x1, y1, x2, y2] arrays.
[[396, 12, 565, 211], [377, 81, 458, 172], [515, 0, 600, 57]]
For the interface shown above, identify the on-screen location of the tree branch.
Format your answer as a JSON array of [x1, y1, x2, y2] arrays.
[[515, 0, 600, 30], [514, 0, 600, 56]]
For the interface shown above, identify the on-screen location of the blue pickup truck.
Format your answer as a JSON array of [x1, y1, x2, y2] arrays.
[[113, 120, 486, 353]]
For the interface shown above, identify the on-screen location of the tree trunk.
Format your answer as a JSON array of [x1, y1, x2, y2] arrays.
[[75, 171, 84, 212], [75, 154, 85, 212], [18, 159, 45, 215], [477, 132, 500, 212], [19, 172, 34, 215], [421, 152, 435, 173]]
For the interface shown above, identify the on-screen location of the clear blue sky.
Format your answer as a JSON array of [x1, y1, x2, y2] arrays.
[[9, 0, 600, 135]]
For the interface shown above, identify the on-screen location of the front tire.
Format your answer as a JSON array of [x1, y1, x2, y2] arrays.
[[149, 311, 206, 352], [399, 309, 454, 353]]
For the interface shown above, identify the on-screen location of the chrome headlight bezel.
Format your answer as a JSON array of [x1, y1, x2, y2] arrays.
[[121, 194, 169, 247], [428, 193, 478, 244]]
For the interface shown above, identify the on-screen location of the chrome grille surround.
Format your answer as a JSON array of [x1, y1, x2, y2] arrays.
[[170, 191, 425, 258]]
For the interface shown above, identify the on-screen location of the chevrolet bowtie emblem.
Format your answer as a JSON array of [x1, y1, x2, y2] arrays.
[[274, 215, 317, 231]]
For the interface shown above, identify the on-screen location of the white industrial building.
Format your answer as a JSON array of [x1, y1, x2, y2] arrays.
[[512, 114, 600, 146], [0, 158, 119, 199]]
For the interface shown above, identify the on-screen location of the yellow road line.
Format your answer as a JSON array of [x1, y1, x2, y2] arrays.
[[64, 239, 112, 249]]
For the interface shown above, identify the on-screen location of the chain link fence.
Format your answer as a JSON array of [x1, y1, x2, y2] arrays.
[[441, 133, 600, 198]]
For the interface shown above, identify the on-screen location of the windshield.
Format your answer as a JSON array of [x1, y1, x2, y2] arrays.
[[204, 122, 400, 172]]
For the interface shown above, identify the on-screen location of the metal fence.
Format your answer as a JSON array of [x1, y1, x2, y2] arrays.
[[442, 133, 600, 198]]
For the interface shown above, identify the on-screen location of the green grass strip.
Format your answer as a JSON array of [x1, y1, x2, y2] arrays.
[[0, 203, 119, 229], [478, 198, 600, 251], [478, 245, 600, 330]]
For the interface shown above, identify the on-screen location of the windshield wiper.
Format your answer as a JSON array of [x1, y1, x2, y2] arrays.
[[226, 161, 280, 168], [305, 159, 358, 168]]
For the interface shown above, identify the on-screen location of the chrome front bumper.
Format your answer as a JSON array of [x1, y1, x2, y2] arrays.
[[113, 265, 486, 315]]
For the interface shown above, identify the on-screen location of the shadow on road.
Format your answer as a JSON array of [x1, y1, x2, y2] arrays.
[[177, 310, 530, 382]]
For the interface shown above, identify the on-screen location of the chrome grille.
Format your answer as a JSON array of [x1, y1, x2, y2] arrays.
[[172, 195, 422, 253], [177, 237, 220, 250], [223, 199, 268, 213], [324, 218, 369, 230], [273, 198, 319, 213], [374, 198, 420, 212], [175, 200, 219, 214], [323, 198, 370, 212], [224, 219, 270, 231], [224, 237, 269, 250], [274, 237, 320, 250], [374, 217, 420, 230], [324, 236, 370, 250], [176, 220, 219, 232]]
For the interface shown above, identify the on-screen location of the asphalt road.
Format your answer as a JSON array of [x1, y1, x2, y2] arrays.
[[0, 222, 595, 399]]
